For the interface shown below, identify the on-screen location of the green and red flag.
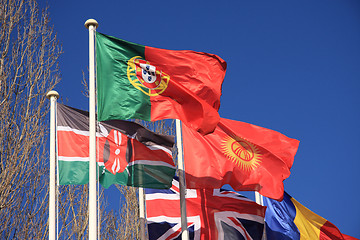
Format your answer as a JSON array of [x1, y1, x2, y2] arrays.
[[57, 104, 175, 189], [96, 32, 227, 134], [182, 118, 300, 201]]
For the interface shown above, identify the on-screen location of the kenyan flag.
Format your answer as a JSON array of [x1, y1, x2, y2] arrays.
[[96, 32, 227, 134], [57, 104, 175, 189]]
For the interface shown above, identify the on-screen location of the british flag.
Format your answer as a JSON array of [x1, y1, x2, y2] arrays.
[[145, 177, 266, 240]]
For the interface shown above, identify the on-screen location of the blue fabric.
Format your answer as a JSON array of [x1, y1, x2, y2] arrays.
[[146, 177, 265, 240], [263, 192, 300, 240]]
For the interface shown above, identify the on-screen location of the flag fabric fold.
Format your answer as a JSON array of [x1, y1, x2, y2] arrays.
[[263, 192, 358, 240], [145, 177, 266, 240], [96, 32, 227, 134], [182, 117, 299, 201], [57, 103, 175, 189]]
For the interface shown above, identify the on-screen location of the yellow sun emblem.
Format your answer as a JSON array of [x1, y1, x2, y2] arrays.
[[127, 56, 170, 96], [221, 135, 262, 171]]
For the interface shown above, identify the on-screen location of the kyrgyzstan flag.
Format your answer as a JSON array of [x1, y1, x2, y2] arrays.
[[182, 118, 300, 201], [96, 32, 227, 134], [57, 104, 176, 189]]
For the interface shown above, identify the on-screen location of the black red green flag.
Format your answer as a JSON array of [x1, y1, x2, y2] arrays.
[[57, 104, 176, 189]]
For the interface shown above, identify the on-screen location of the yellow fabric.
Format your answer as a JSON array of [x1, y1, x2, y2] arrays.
[[291, 197, 327, 240]]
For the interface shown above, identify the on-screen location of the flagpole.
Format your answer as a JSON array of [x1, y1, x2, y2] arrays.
[[175, 119, 189, 240], [85, 18, 98, 240], [255, 191, 267, 240], [255, 191, 263, 205], [138, 187, 146, 240], [46, 90, 59, 240]]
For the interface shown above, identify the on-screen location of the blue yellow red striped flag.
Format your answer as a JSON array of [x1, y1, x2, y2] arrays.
[[263, 192, 358, 240]]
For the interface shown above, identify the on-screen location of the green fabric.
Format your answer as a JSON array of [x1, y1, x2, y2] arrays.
[[98, 167, 128, 188], [127, 164, 175, 189], [58, 161, 89, 185], [96, 32, 151, 121], [59, 160, 175, 189], [58, 161, 103, 185], [99, 165, 175, 189]]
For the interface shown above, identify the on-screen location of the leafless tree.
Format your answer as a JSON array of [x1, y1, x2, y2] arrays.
[[56, 184, 142, 239], [102, 185, 140, 239], [0, 0, 175, 238], [0, 0, 61, 238]]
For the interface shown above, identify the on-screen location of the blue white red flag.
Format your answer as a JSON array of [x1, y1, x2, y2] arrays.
[[145, 177, 266, 240]]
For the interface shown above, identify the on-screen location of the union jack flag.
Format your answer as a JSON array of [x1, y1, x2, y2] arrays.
[[145, 177, 266, 240]]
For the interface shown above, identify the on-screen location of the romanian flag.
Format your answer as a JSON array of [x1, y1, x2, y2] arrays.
[[182, 118, 299, 201], [96, 32, 227, 134], [263, 192, 358, 240]]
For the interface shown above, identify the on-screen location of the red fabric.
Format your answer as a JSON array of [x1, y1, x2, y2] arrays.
[[58, 127, 174, 175], [57, 129, 127, 168], [320, 221, 359, 240], [182, 118, 300, 201], [146, 180, 266, 239], [98, 129, 128, 174], [132, 140, 174, 166], [344, 234, 359, 240], [145, 47, 227, 134], [57, 131, 89, 158]]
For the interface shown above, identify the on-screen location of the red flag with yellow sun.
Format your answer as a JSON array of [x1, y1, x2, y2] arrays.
[[182, 118, 300, 201]]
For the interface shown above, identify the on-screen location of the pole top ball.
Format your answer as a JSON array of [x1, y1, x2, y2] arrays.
[[85, 19, 98, 29], [46, 90, 59, 99]]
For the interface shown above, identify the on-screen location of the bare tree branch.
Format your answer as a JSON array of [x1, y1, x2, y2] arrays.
[[0, 0, 175, 238], [0, 0, 61, 239]]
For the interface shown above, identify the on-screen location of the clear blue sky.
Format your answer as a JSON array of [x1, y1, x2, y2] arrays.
[[44, 0, 360, 238]]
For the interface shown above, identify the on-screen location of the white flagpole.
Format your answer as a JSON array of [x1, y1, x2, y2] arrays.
[[255, 191, 267, 240], [138, 187, 146, 240], [46, 90, 59, 240], [85, 18, 98, 240], [175, 119, 189, 240], [255, 191, 263, 205]]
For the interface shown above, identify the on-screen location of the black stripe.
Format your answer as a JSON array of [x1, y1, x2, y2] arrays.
[[57, 104, 175, 150], [126, 138, 133, 164], [57, 104, 89, 131]]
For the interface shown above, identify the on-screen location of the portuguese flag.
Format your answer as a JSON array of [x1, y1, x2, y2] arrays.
[[96, 32, 227, 134], [57, 104, 176, 189]]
